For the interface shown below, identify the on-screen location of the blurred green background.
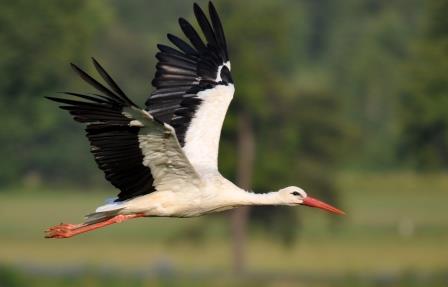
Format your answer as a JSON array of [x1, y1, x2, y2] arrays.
[[1, 0, 447, 286]]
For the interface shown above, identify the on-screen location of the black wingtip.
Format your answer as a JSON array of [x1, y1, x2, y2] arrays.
[[208, 1, 216, 11], [91, 57, 100, 67], [45, 96, 63, 103], [45, 92, 69, 101], [91, 57, 105, 75], [166, 33, 177, 45], [193, 3, 202, 17], [70, 62, 84, 74], [178, 17, 193, 34], [167, 33, 175, 41], [70, 62, 87, 77], [193, 2, 204, 16], [178, 17, 188, 26], [91, 57, 103, 70], [91, 57, 103, 73]]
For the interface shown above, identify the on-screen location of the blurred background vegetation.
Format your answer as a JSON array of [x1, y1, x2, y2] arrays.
[[0, 0, 447, 286]]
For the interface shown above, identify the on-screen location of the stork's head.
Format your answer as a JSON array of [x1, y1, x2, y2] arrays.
[[278, 186, 345, 215]]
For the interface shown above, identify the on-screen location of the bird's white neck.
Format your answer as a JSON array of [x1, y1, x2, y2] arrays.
[[237, 191, 286, 206]]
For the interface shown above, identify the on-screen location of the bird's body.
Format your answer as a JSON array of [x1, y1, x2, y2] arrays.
[[45, 2, 343, 239], [93, 175, 306, 219], [98, 174, 237, 218]]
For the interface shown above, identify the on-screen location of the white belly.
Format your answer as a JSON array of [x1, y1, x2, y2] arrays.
[[120, 175, 240, 217]]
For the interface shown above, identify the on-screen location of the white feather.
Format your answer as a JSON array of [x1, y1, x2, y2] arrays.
[[95, 201, 124, 212], [182, 84, 235, 175]]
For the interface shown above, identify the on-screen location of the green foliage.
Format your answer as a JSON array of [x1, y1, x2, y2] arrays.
[[0, 0, 110, 185], [209, 0, 354, 243], [2, 0, 444, 183], [399, 0, 448, 169], [324, 0, 423, 168]]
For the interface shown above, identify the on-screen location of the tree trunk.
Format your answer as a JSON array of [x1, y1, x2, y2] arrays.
[[231, 112, 255, 275]]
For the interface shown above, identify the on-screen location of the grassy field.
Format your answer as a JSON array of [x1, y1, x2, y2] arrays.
[[0, 171, 447, 286]]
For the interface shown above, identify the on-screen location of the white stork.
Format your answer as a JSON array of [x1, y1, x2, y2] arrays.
[[45, 2, 344, 239]]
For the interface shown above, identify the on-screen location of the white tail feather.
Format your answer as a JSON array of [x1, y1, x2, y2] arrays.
[[95, 201, 124, 213]]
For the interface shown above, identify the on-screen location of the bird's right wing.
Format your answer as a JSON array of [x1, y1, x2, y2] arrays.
[[47, 59, 201, 201], [146, 2, 233, 173]]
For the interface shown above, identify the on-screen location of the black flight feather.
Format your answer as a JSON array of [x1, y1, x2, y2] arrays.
[[178, 18, 207, 53], [91, 58, 137, 107], [47, 60, 155, 202], [194, 3, 217, 47], [146, 2, 232, 146]]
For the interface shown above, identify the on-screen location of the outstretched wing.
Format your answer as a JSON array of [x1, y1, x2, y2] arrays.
[[146, 2, 234, 174], [47, 59, 200, 201]]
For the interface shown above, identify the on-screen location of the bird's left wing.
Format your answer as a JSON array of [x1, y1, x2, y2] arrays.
[[146, 2, 234, 174], [47, 59, 201, 200]]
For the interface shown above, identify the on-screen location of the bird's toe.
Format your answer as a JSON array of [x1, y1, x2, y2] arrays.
[[45, 223, 80, 238], [45, 228, 72, 239]]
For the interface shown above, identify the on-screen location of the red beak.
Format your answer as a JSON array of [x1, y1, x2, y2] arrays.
[[302, 196, 345, 215]]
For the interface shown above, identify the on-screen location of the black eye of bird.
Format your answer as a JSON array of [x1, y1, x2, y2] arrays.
[[291, 191, 300, 196]]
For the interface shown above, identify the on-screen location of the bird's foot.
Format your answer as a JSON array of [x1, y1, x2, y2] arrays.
[[46, 223, 82, 231], [45, 213, 145, 239], [45, 223, 82, 238]]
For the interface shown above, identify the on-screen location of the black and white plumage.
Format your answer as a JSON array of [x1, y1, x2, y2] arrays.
[[48, 61, 155, 202], [45, 2, 343, 239], [147, 3, 233, 173]]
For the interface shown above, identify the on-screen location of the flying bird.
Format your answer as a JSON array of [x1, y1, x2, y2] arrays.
[[45, 2, 344, 239]]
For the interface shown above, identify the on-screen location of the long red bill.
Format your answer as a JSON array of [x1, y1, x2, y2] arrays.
[[302, 196, 345, 215]]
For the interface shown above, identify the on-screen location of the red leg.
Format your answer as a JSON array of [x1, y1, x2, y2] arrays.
[[45, 213, 144, 239]]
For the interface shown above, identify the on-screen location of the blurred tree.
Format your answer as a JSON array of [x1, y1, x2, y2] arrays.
[[216, 0, 352, 246], [0, 0, 431, 186], [0, 0, 110, 186], [326, 0, 422, 169], [250, 87, 353, 245], [399, 0, 448, 168], [231, 112, 254, 274], [217, 0, 306, 249]]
